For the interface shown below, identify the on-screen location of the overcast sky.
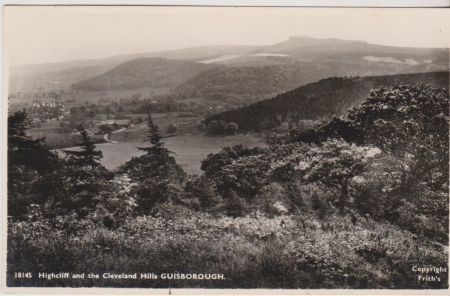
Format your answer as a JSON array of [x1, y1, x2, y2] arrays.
[[5, 6, 450, 66]]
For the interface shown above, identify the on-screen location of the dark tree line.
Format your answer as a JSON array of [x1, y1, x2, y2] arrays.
[[8, 110, 59, 217]]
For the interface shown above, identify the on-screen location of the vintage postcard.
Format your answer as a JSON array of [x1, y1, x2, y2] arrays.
[[1, 5, 450, 294]]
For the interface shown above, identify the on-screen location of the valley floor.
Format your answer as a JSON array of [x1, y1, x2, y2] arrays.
[[61, 133, 265, 175]]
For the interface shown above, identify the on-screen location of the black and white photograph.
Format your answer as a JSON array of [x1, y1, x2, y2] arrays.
[[2, 5, 450, 291]]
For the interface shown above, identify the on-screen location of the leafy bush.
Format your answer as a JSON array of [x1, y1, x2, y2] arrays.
[[206, 120, 227, 135]]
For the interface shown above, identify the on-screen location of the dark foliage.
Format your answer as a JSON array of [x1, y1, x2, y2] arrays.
[[201, 144, 266, 177], [136, 111, 173, 162], [206, 72, 448, 132], [184, 177, 219, 210], [58, 130, 110, 216], [8, 110, 60, 218]]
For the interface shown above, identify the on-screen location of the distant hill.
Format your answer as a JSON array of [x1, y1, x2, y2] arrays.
[[172, 37, 448, 102], [11, 45, 257, 77], [205, 71, 449, 132], [71, 58, 217, 91], [9, 45, 257, 93], [264, 36, 449, 65], [191, 36, 448, 69], [10, 36, 448, 96], [9, 64, 114, 93]]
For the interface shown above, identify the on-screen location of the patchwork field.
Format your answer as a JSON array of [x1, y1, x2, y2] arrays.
[[28, 120, 106, 149]]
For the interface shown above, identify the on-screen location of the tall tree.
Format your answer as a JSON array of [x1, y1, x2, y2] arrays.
[[138, 111, 171, 161], [63, 130, 103, 168], [120, 111, 186, 213], [61, 130, 108, 216]]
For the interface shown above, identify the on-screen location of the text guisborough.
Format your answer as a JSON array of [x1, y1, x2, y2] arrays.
[[103, 273, 226, 280]]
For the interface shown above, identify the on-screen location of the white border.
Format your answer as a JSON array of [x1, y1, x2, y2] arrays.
[[0, 0, 450, 7]]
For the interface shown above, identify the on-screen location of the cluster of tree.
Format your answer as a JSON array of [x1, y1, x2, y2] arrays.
[[132, 99, 197, 114], [130, 97, 237, 117], [68, 96, 228, 123], [204, 119, 239, 135], [68, 104, 107, 121]]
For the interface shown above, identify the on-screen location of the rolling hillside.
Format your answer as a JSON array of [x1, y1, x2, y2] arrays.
[[205, 71, 449, 131], [173, 63, 329, 102], [10, 36, 448, 100], [9, 45, 258, 93], [71, 58, 217, 91], [172, 37, 448, 102]]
